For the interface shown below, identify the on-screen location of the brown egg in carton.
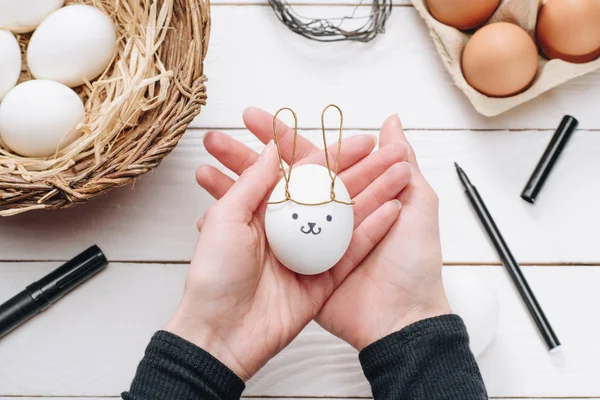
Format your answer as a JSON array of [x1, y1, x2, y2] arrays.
[[410, 0, 600, 117]]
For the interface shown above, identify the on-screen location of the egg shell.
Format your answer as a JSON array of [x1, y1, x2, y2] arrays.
[[265, 164, 354, 275], [426, 0, 500, 30], [0, 0, 64, 33], [537, 0, 600, 63], [27, 5, 117, 87], [442, 269, 499, 357], [0, 80, 85, 158], [462, 22, 539, 97], [0, 30, 21, 101]]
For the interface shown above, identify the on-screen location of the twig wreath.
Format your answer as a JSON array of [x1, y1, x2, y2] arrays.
[[268, 0, 393, 43]]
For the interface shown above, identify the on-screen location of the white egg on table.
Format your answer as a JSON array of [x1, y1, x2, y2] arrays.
[[0, 80, 85, 158], [442, 269, 500, 358], [0, 0, 64, 33], [27, 5, 117, 87], [0, 30, 21, 101], [265, 164, 354, 275]]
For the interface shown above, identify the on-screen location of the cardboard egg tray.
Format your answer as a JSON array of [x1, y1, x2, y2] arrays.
[[410, 0, 600, 116]]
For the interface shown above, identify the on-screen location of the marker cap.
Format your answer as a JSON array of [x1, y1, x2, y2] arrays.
[[521, 115, 578, 204]]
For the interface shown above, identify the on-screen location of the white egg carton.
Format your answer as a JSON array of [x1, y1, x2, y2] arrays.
[[410, 0, 600, 116]]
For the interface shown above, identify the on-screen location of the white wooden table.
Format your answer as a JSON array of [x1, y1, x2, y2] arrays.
[[1, 2, 599, 399]]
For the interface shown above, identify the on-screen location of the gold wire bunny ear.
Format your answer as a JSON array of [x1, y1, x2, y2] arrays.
[[268, 105, 354, 206], [321, 104, 353, 206], [271, 107, 298, 203]]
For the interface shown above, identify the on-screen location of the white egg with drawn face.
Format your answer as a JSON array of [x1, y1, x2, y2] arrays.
[[265, 164, 354, 275]]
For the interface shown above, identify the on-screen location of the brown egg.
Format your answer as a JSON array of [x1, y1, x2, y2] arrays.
[[426, 0, 501, 30], [537, 0, 600, 63], [462, 22, 539, 97]]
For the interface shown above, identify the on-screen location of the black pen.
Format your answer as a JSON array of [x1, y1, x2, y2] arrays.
[[454, 163, 561, 352], [0, 245, 108, 338]]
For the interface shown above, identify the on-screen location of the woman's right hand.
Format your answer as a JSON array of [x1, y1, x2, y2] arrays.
[[316, 115, 452, 351]]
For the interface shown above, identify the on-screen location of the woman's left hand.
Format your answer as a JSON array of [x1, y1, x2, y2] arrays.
[[165, 107, 412, 381]]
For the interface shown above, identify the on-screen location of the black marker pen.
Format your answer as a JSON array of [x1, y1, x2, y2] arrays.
[[0, 245, 108, 338], [454, 163, 560, 352]]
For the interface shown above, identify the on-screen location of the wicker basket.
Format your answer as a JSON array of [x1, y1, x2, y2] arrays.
[[0, 0, 210, 216]]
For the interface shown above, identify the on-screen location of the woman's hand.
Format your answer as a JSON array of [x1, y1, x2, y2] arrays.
[[315, 115, 452, 351], [165, 108, 413, 381]]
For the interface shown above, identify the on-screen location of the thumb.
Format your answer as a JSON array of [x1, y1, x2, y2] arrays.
[[219, 140, 280, 217], [379, 115, 422, 174]]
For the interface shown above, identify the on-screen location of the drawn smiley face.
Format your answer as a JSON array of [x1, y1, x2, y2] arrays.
[[265, 164, 354, 275], [292, 211, 333, 235]]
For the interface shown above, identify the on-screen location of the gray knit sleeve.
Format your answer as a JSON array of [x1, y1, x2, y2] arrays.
[[359, 314, 488, 400], [122, 331, 245, 400]]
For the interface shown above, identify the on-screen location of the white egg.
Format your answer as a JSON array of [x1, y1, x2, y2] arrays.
[[0, 30, 21, 101], [0, 0, 64, 33], [442, 269, 499, 358], [265, 164, 354, 275], [0, 80, 85, 157], [27, 5, 117, 87]]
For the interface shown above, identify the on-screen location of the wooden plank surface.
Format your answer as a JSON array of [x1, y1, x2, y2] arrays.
[[194, 6, 600, 130], [2, 2, 598, 399], [0, 263, 598, 397], [0, 129, 598, 264]]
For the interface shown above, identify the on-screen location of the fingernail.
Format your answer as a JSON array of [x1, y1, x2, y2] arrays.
[[244, 106, 259, 113], [388, 114, 401, 127], [350, 134, 378, 148], [392, 199, 402, 209], [369, 134, 378, 147], [261, 140, 274, 157], [202, 131, 213, 143], [402, 161, 413, 174], [384, 114, 402, 132]]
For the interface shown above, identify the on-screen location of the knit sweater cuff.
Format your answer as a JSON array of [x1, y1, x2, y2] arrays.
[[359, 314, 469, 374], [358, 314, 488, 399], [123, 330, 245, 400]]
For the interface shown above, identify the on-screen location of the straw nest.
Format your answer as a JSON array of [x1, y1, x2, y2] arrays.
[[0, 0, 210, 216]]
